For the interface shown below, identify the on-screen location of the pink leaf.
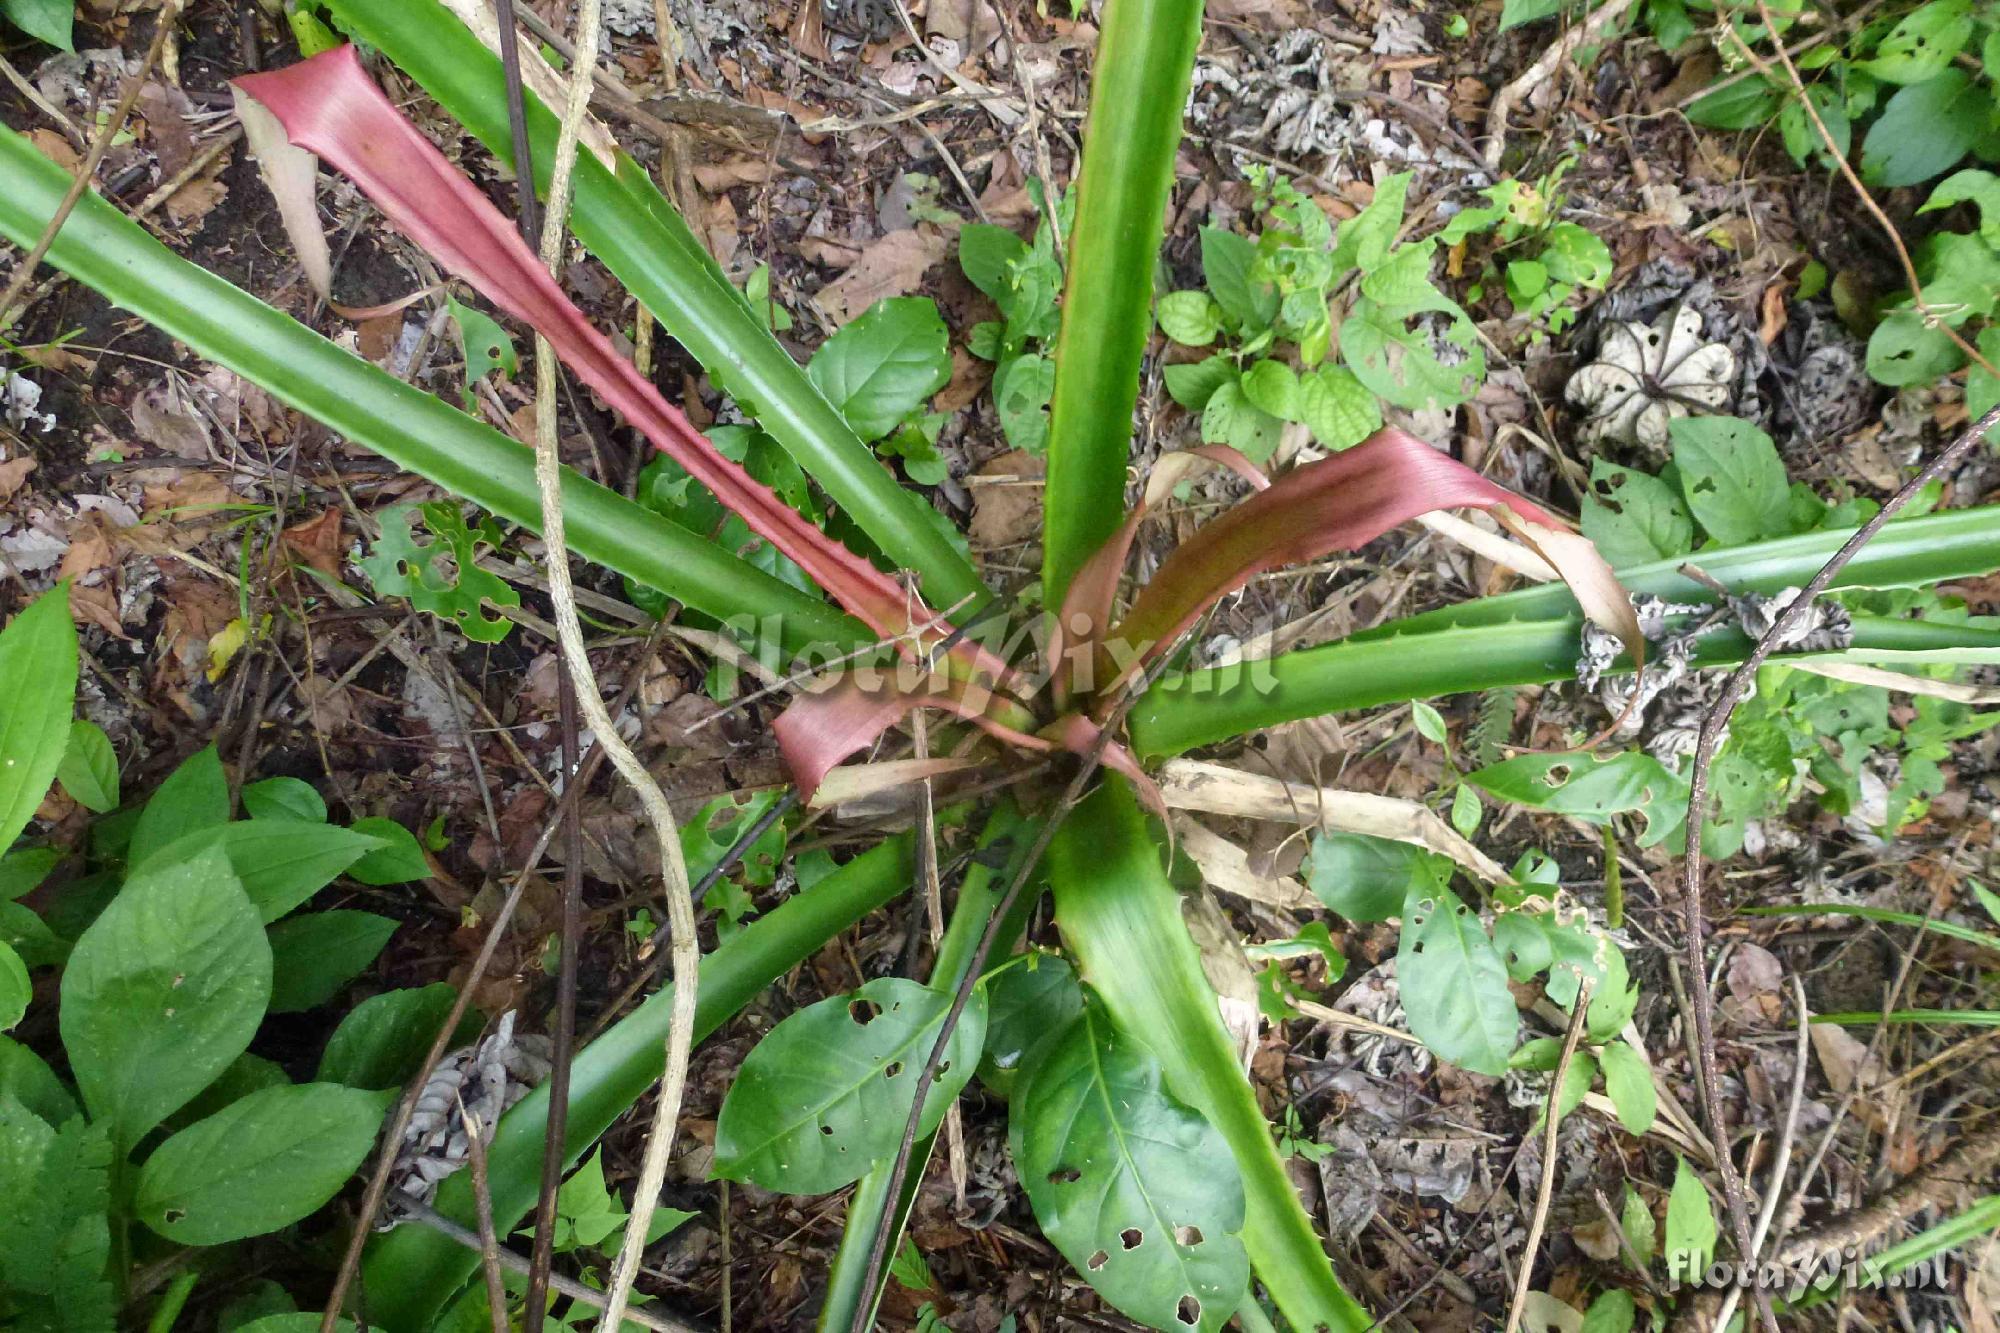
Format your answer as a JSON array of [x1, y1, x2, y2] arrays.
[[1103, 427, 1642, 689], [233, 48, 1002, 679], [774, 673, 1051, 803], [1049, 445, 1267, 701]]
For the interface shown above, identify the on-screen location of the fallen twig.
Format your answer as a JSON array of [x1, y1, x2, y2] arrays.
[[1769, 1124, 2000, 1267], [516, 3, 702, 1328], [1503, 983, 1591, 1333], [0, 0, 186, 330], [1676, 400, 2000, 1333], [389, 1193, 710, 1333], [318, 637, 666, 1330], [1483, 0, 1639, 171], [462, 1110, 509, 1333], [1712, 975, 1810, 1333]]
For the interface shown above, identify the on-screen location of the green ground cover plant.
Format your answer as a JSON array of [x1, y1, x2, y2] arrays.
[[2, 0, 2000, 1328]]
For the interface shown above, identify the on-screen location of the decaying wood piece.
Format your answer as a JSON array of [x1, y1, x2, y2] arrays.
[[1157, 758, 1509, 883]]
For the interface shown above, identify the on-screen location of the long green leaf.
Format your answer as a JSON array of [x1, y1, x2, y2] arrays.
[[1049, 778, 1369, 1332], [1131, 509, 2000, 756], [1743, 903, 2000, 953], [1129, 607, 2000, 759], [817, 805, 1029, 1331], [360, 836, 915, 1329], [1040, 0, 1205, 606], [1814, 1008, 2000, 1026], [0, 125, 863, 658], [0, 584, 77, 854], [1352, 505, 2000, 639], [322, 0, 988, 619]]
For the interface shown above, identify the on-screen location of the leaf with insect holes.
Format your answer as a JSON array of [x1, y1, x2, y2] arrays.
[[1922, 169, 2000, 249], [1581, 460, 1694, 567], [682, 790, 788, 889], [713, 977, 987, 1194], [1598, 1039, 1656, 1134], [55, 720, 117, 815], [1862, 70, 1987, 189], [59, 844, 270, 1151], [1199, 226, 1277, 331], [1670, 416, 1791, 544], [806, 297, 952, 443], [1158, 291, 1223, 347], [1867, 308, 1967, 386], [1297, 365, 1380, 449], [1010, 1001, 1249, 1333], [134, 1082, 388, 1244], [1199, 380, 1283, 462], [445, 296, 517, 406], [0, 585, 78, 856], [1665, 1156, 1717, 1280], [1303, 832, 1451, 923], [1469, 752, 1689, 848], [1860, 0, 1973, 84], [1492, 911, 1604, 1008], [360, 503, 521, 644], [1396, 881, 1516, 1075], [995, 352, 1056, 453]]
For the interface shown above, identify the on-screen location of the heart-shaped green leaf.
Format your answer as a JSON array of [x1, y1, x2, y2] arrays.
[[59, 844, 271, 1150], [1010, 1002, 1250, 1332], [713, 976, 986, 1194], [1397, 882, 1516, 1076], [135, 1082, 387, 1244], [136, 820, 386, 923]]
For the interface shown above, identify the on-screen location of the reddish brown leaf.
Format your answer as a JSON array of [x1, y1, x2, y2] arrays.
[[232, 48, 942, 655], [1103, 427, 1641, 688]]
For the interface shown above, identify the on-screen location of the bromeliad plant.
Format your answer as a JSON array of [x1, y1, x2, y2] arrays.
[[5, 0, 2000, 1329]]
